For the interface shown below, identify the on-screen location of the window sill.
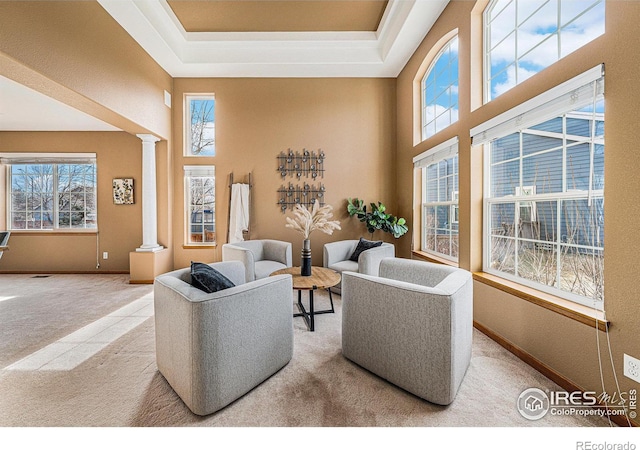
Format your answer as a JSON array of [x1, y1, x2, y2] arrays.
[[183, 244, 217, 250], [473, 272, 609, 332], [412, 250, 459, 268]]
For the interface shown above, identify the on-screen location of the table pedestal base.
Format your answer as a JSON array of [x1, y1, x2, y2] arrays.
[[293, 288, 335, 332]]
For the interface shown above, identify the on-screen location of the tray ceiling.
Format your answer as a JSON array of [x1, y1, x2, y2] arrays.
[[167, 0, 388, 33], [98, 0, 449, 77]]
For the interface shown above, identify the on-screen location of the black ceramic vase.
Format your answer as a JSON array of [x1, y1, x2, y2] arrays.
[[301, 238, 312, 276]]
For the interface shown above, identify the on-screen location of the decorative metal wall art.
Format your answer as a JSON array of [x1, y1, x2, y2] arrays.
[[276, 149, 327, 212], [277, 182, 326, 212], [277, 148, 325, 179]]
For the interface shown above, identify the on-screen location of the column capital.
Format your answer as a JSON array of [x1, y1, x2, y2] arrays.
[[136, 134, 161, 144]]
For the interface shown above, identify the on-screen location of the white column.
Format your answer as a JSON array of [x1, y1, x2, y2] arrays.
[[136, 134, 163, 252]]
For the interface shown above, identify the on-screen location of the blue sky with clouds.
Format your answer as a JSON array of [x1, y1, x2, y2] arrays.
[[488, 0, 604, 99]]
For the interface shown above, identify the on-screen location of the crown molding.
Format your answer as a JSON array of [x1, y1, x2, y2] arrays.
[[97, 0, 449, 77]]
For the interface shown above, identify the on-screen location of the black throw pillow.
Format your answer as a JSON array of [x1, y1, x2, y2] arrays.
[[349, 237, 383, 262], [190, 262, 236, 293]]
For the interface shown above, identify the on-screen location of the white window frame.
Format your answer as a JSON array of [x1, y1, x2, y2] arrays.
[[474, 66, 604, 309], [185, 94, 215, 157], [451, 190, 460, 224], [184, 165, 215, 245], [2, 153, 97, 231], [483, 0, 605, 103], [421, 35, 459, 141], [413, 137, 459, 262]]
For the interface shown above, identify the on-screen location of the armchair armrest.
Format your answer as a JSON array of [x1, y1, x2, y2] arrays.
[[379, 257, 460, 288], [323, 240, 357, 267], [262, 239, 292, 266], [222, 244, 255, 282], [358, 243, 395, 276]]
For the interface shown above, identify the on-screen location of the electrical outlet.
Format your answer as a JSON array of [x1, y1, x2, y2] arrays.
[[624, 354, 640, 383], [102, 252, 109, 260]]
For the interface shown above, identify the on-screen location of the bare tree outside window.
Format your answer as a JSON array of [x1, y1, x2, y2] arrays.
[[188, 176, 215, 244], [58, 164, 97, 228], [9, 162, 97, 230], [187, 96, 215, 156], [10, 164, 54, 229]]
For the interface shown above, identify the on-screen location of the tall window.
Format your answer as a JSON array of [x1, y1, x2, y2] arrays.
[[2, 154, 97, 230], [414, 137, 459, 262], [473, 66, 604, 309], [421, 35, 459, 140], [484, 0, 604, 102], [184, 166, 215, 245], [185, 95, 215, 156]]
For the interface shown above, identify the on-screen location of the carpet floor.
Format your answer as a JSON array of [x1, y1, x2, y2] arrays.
[[0, 274, 614, 428]]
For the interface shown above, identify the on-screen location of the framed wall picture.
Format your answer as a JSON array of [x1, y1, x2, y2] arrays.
[[113, 178, 134, 205]]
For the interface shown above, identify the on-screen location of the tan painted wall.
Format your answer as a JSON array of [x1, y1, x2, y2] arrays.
[[0, 1, 174, 276], [172, 78, 398, 269], [0, 1, 172, 139], [0, 132, 143, 273], [397, 0, 640, 420]]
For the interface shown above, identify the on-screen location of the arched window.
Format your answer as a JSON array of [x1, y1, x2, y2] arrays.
[[484, 0, 605, 102], [421, 35, 459, 140]]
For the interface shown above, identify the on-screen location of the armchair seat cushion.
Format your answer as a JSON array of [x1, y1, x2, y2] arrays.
[[327, 260, 359, 274], [222, 239, 293, 282], [323, 239, 395, 293], [255, 260, 288, 280]]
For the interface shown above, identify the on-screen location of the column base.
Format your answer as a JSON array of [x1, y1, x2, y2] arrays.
[[129, 248, 172, 284], [135, 245, 165, 253]]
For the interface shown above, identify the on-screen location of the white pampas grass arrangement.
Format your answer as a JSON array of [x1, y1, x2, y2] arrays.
[[285, 200, 341, 239]]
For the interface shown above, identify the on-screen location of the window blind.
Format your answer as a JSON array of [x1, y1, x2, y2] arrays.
[[413, 136, 458, 168], [0, 153, 96, 165], [471, 64, 604, 145], [184, 165, 215, 178]]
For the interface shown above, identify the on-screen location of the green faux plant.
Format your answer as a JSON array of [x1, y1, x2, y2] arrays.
[[347, 197, 408, 239]]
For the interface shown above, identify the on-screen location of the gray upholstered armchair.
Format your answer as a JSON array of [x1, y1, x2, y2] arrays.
[[323, 239, 395, 293], [341, 257, 473, 405], [154, 261, 294, 416], [221, 239, 292, 282]]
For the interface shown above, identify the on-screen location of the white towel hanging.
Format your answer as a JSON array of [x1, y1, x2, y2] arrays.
[[229, 183, 250, 243]]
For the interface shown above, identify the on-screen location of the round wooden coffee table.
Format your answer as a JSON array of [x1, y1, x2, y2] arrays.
[[270, 266, 340, 331]]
